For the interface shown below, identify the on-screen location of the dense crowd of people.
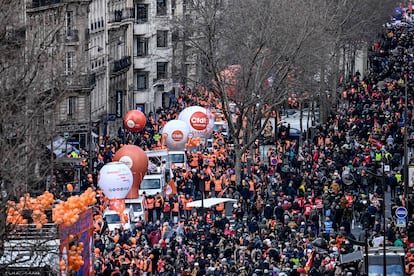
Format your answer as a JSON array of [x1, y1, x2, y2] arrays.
[[75, 12, 414, 276]]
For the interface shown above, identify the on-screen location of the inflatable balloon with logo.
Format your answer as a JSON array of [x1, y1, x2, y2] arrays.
[[161, 120, 191, 150], [178, 106, 215, 138], [112, 145, 148, 198], [124, 110, 147, 132], [98, 162, 133, 222]]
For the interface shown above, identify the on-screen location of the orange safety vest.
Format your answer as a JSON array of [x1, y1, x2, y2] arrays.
[[184, 198, 193, 211], [216, 202, 225, 211], [205, 178, 212, 192], [155, 196, 163, 208], [214, 178, 222, 192], [209, 157, 215, 167], [249, 181, 255, 192], [190, 156, 198, 167], [172, 202, 179, 213], [146, 198, 155, 209], [138, 258, 145, 270]]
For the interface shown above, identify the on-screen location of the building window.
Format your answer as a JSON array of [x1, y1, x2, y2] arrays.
[[67, 96, 77, 116], [157, 62, 168, 79], [157, 30, 168, 47], [65, 52, 75, 75], [156, 0, 167, 16], [172, 0, 176, 15], [137, 36, 148, 56], [65, 11, 74, 35], [136, 4, 148, 23], [137, 71, 148, 90]]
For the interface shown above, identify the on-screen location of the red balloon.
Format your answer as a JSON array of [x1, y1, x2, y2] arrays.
[[124, 110, 146, 132], [113, 145, 148, 198]]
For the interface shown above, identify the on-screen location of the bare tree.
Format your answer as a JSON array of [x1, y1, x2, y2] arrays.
[[0, 0, 70, 270], [174, 0, 320, 185], [292, 0, 395, 123]]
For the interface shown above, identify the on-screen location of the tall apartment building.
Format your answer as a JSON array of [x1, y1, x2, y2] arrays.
[[26, 0, 95, 149], [90, 0, 176, 137], [25, 0, 198, 140]]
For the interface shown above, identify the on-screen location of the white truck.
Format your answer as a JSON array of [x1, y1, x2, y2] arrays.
[[168, 150, 188, 170], [103, 208, 135, 231], [139, 174, 167, 196]]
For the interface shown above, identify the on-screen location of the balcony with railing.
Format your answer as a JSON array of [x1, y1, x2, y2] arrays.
[[109, 8, 135, 24], [65, 73, 96, 91], [111, 56, 131, 74], [27, 0, 62, 10], [56, 29, 80, 44]]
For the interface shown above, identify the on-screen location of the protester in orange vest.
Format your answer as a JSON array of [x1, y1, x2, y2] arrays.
[[154, 192, 164, 221], [214, 174, 223, 196], [171, 198, 179, 224], [215, 201, 225, 215], [145, 195, 155, 222], [183, 194, 193, 219]]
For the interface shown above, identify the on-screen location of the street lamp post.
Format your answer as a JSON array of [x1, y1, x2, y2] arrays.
[[404, 73, 409, 210], [382, 166, 387, 276]]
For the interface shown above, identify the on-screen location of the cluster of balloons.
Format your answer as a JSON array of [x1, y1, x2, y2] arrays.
[[162, 106, 215, 150], [6, 191, 54, 229], [122, 107, 215, 151], [60, 240, 84, 272], [52, 188, 97, 227], [112, 145, 148, 198]]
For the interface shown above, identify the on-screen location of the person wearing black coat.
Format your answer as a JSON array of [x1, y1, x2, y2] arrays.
[[263, 203, 273, 220]]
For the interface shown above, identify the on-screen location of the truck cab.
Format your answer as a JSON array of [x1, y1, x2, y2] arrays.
[[103, 208, 134, 231], [125, 196, 146, 222], [139, 174, 166, 196], [168, 150, 188, 170]]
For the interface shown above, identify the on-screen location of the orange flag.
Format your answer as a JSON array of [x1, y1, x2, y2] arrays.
[[164, 180, 177, 197]]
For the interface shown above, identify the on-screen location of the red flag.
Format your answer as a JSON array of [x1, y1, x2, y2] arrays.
[[305, 250, 315, 271], [370, 138, 383, 150]]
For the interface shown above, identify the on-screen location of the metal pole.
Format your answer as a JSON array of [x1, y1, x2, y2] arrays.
[[404, 73, 409, 210], [365, 229, 369, 275], [383, 161, 386, 276]]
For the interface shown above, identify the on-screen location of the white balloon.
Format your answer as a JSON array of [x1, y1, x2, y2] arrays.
[[161, 120, 191, 150], [98, 162, 133, 199], [178, 106, 215, 138]]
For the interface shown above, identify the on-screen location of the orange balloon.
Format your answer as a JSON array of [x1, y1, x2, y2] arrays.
[[124, 110, 146, 132], [67, 184, 74, 192], [112, 145, 148, 198]]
